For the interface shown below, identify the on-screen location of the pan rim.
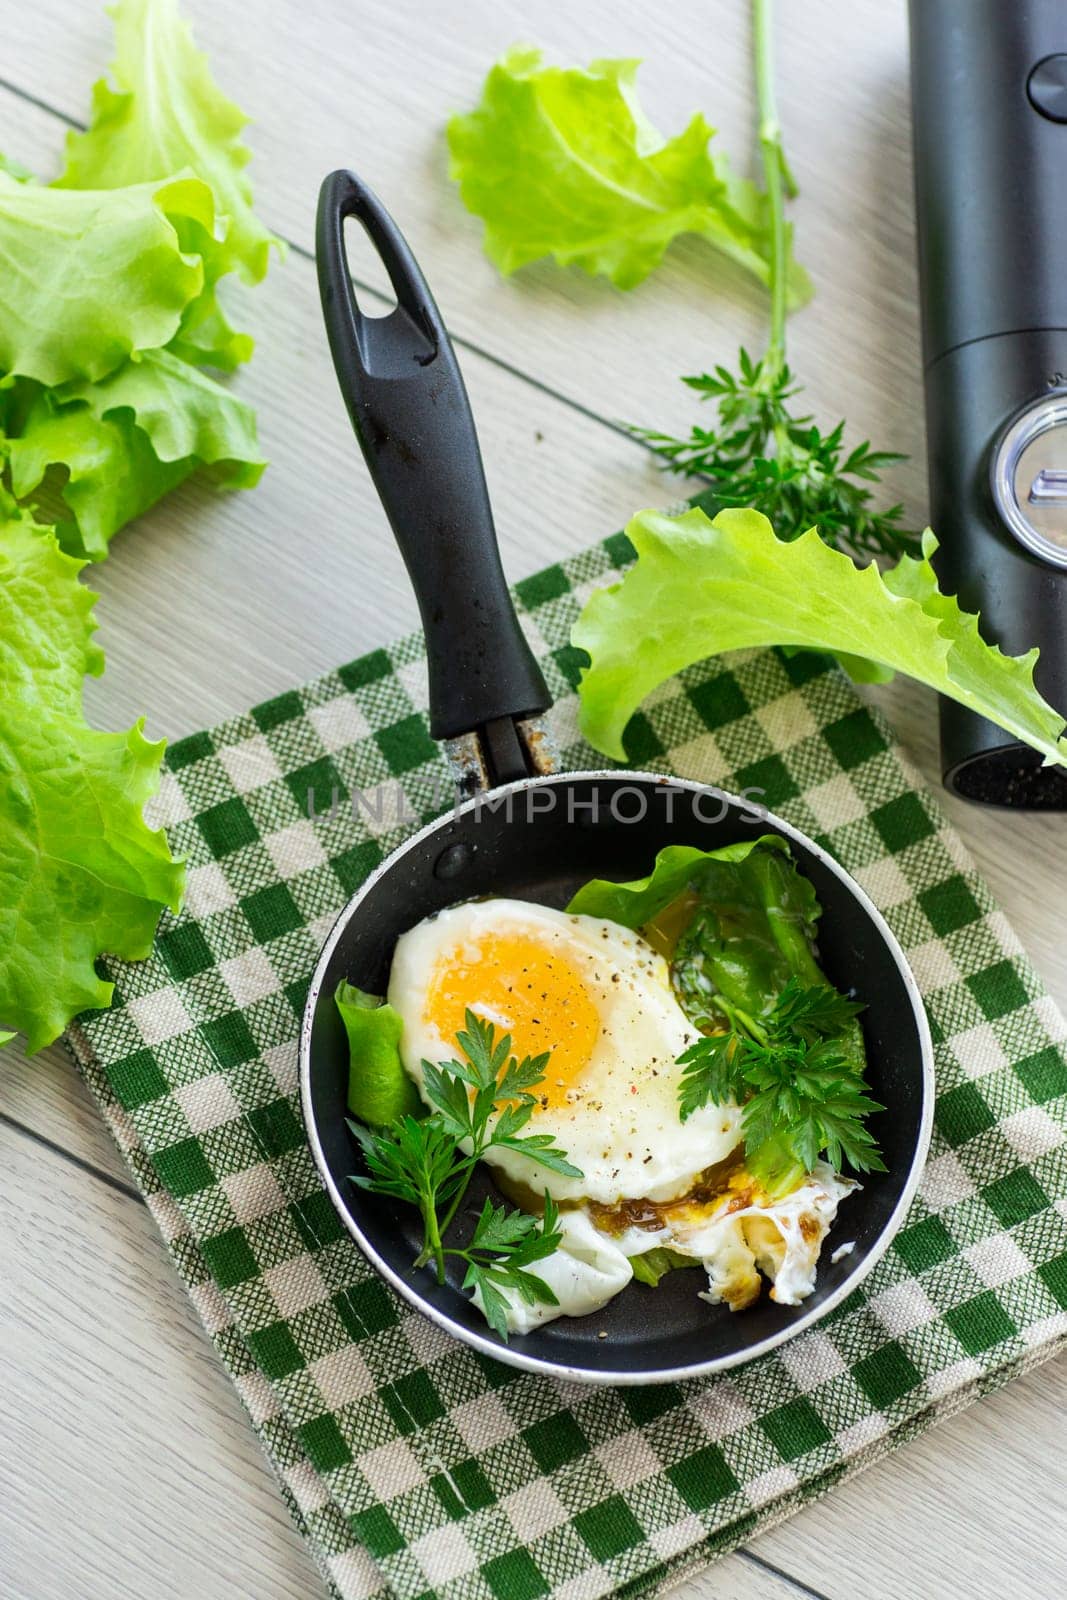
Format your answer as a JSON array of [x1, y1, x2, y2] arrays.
[[299, 768, 935, 1386]]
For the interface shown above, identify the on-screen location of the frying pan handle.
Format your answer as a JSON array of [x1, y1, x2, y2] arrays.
[[316, 170, 551, 770]]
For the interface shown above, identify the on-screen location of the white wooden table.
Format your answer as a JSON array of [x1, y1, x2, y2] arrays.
[[3, 3, 1066, 1597]]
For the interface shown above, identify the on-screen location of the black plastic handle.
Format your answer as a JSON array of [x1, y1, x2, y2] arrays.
[[316, 170, 551, 749]]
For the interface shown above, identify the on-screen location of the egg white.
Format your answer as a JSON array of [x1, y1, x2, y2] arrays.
[[487, 1165, 855, 1335], [387, 897, 744, 1206]]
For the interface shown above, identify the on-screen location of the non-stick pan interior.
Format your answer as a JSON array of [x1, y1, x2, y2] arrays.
[[303, 774, 929, 1381]]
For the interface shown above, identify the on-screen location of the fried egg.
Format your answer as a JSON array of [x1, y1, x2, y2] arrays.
[[387, 897, 743, 1205], [387, 896, 856, 1336]]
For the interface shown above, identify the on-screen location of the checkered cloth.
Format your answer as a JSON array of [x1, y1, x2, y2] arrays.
[[67, 520, 1067, 1600]]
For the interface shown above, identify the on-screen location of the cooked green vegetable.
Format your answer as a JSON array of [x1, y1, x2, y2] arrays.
[[571, 837, 878, 1195], [578, 836, 863, 1034], [571, 834, 863, 1068], [0, 502, 183, 1049], [567, 835, 786, 926], [448, 46, 810, 300], [630, 1247, 696, 1287], [678, 977, 883, 1194], [669, 845, 825, 1027], [350, 1013, 581, 1340], [335, 981, 422, 1126], [573, 506, 1067, 771]]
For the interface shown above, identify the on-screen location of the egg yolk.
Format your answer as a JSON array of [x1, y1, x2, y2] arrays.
[[424, 933, 600, 1111]]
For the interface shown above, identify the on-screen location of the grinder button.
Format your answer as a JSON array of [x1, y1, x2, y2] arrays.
[[991, 395, 1067, 569], [1028, 55, 1067, 123]]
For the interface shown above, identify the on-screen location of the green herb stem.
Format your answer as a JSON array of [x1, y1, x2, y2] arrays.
[[435, 1155, 478, 1242], [422, 1194, 447, 1283], [753, 0, 789, 384], [629, 0, 920, 562]]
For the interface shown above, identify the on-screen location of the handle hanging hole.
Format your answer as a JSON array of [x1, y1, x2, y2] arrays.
[[342, 214, 399, 319]]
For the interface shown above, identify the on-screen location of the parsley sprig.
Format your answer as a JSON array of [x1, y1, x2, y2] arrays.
[[677, 977, 885, 1190], [460, 1194, 564, 1339], [634, 352, 916, 560], [349, 1011, 582, 1340], [632, 0, 919, 563]]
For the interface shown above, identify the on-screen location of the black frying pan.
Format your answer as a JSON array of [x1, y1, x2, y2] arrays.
[[300, 171, 934, 1384]]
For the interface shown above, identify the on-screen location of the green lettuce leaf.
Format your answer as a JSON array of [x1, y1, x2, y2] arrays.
[[567, 836, 789, 926], [0, 153, 34, 182], [447, 47, 810, 299], [60, 348, 264, 470], [5, 350, 265, 559], [169, 284, 255, 372], [57, 0, 281, 285], [4, 392, 191, 560], [573, 506, 1067, 769], [0, 170, 213, 385], [336, 981, 423, 1126], [0, 506, 184, 1050]]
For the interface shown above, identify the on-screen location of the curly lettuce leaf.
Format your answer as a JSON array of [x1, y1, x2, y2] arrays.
[[0, 171, 212, 385], [448, 47, 810, 300], [574, 507, 1067, 769], [170, 284, 254, 371], [61, 348, 264, 471], [58, 0, 281, 285], [335, 981, 423, 1127], [5, 351, 264, 559], [4, 393, 191, 560], [0, 507, 184, 1050], [0, 153, 34, 182]]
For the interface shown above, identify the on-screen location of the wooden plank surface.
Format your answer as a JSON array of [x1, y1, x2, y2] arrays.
[[1, 2, 1066, 1598], [0, 1121, 326, 1600], [0, 1121, 802, 1600]]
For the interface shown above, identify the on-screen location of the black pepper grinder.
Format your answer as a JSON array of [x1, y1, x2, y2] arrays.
[[910, 0, 1067, 806]]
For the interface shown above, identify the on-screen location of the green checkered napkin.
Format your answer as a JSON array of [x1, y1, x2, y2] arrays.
[[66, 525, 1067, 1600]]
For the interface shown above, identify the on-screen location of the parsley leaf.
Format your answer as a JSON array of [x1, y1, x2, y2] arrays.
[[677, 1031, 746, 1122], [421, 1009, 581, 1181], [675, 980, 884, 1187], [635, 352, 919, 562], [462, 1194, 563, 1339], [347, 1015, 580, 1339], [769, 976, 863, 1042], [739, 1038, 885, 1176]]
